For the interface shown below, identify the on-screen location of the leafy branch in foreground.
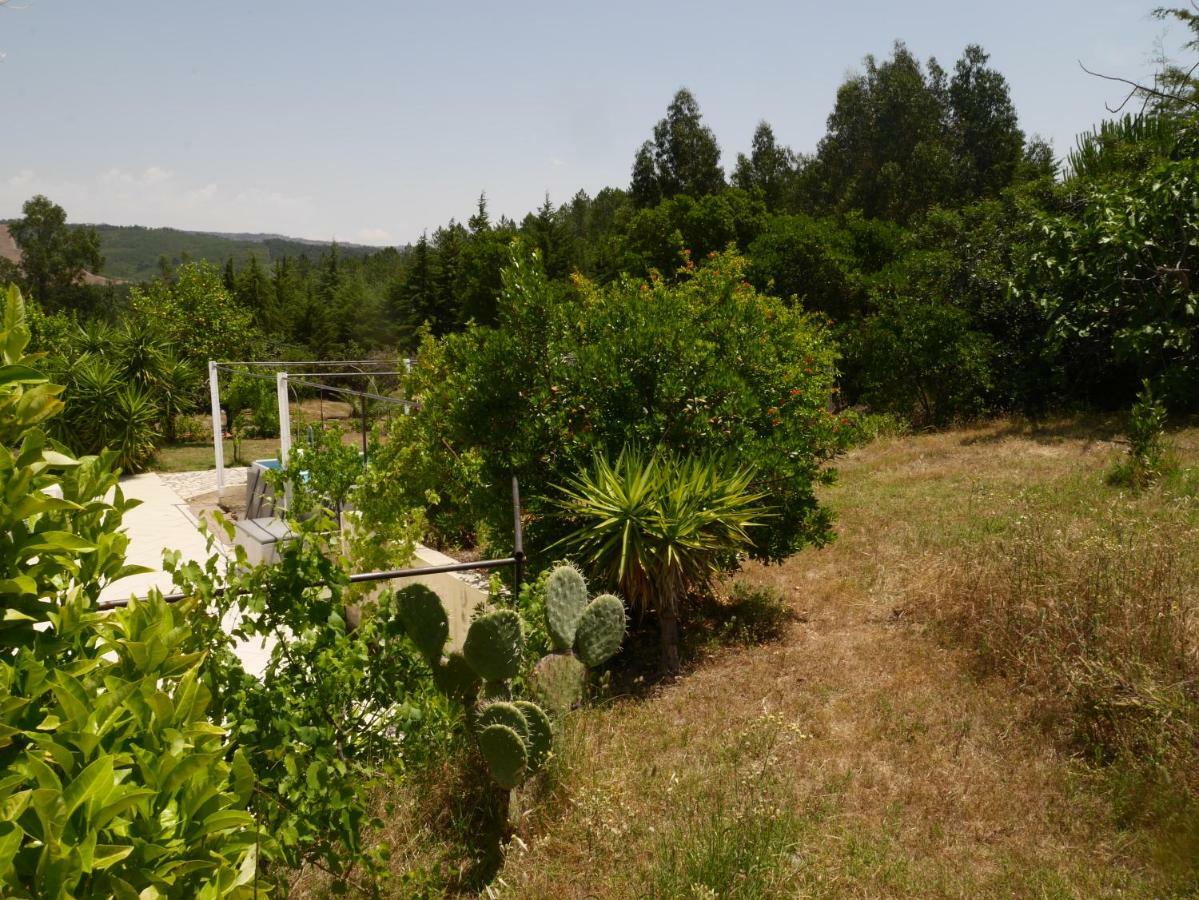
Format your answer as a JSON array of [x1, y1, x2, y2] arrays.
[[0, 284, 264, 898]]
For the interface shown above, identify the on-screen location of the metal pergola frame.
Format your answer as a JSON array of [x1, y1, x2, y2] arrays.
[[207, 359, 416, 490]]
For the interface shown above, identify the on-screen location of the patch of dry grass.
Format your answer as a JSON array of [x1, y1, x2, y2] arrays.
[[318, 416, 1199, 897]]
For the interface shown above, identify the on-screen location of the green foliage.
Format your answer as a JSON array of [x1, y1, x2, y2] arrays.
[[57, 356, 162, 472], [574, 594, 626, 668], [128, 262, 259, 366], [630, 88, 726, 206], [391, 246, 839, 564], [1108, 381, 1171, 490], [398, 583, 451, 663], [812, 42, 1030, 222], [552, 446, 765, 670], [747, 213, 902, 319], [1027, 156, 1199, 408], [847, 295, 995, 427], [7, 195, 104, 312], [475, 725, 527, 791], [463, 609, 524, 683], [173, 532, 448, 883], [0, 284, 265, 897], [529, 653, 587, 718], [395, 563, 626, 796]]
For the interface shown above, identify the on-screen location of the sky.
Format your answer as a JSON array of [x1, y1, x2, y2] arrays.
[[0, 1, 1183, 246]]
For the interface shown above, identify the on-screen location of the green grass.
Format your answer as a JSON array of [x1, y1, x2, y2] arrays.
[[151, 438, 280, 473]]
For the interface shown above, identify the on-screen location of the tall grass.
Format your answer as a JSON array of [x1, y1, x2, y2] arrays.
[[939, 502, 1199, 804]]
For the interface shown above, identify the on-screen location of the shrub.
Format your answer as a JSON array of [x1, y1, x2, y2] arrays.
[[846, 295, 994, 427], [1108, 380, 1171, 490], [551, 446, 768, 671], [1026, 156, 1199, 409], [57, 355, 162, 473], [387, 246, 840, 564], [0, 284, 263, 896]]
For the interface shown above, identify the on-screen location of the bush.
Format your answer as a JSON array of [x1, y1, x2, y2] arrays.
[[57, 355, 162, 473], [846, 295, 994, 427], [387, 246, 842, 564], [1108, 381, 1172, 490], [0, 285, 263, 896]]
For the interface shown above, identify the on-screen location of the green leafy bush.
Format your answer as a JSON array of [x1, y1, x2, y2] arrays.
[[387, 246, 841, 564], [1027, 156, 1199, 409], [1108, 380, 1172, 490], [846, 295, 995, 427], [0, 285, 264, 897]]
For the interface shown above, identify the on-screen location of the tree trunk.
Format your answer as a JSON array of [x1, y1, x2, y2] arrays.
[[659, 605, 681, 674]]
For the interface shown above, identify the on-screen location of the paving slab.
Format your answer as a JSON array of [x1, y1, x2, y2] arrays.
[[100, 472, 273, 677]]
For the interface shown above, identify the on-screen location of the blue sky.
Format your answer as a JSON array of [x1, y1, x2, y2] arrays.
[[0, 1, 1180, 244]]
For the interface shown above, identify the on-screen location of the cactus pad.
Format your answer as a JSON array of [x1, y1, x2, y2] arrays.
[[432, 652, 480, 702], [477, 724, 527, 789], [477, 701, 529, 743], [463, 609, 523, 682], [514, 700, 553, 772], [530, 652, 586, 717], [396, 584, 448, 663], [544, 563, 588, 651], [575, 594, 626, 667]]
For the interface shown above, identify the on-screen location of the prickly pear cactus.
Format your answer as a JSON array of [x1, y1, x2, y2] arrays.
[[463, 609, 523, 682], [431, 651, 480, 702], [514, 700, 553, 772], [477, 724, 528, 790], [574, 593, 626, 668], [544, 563, 588, 651], [530, 652, 587, 716], [397, 584, 449, 663], [477, 701, 530, 743]]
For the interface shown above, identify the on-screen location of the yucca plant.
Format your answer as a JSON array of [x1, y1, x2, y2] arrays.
[[154, 352, 199, 443], [551, 446, 769, 672], [60, 355, 161, 473]]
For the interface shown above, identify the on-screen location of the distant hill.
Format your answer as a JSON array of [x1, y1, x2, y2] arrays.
[[81, 224, 381, 283]]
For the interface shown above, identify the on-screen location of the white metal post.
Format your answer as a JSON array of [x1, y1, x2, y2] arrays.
[[276, 371, 292, 513], [209, 361, 225, 492], [277, 371, 292, 461]]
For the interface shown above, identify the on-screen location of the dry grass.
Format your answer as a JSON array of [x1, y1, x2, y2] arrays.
[[317, 417, 1199, 897]]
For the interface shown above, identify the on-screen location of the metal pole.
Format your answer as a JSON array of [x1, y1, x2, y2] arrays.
[[512, 475, 524, 598], [277, 371, 292, 461], [360, 384, 368, 460], [209, 361, 225, 492], [277, 371, 292, 512]]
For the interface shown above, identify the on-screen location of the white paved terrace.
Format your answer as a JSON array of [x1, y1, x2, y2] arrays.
[[99, 472, 273, 677]]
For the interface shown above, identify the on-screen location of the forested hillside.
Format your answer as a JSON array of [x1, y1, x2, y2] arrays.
[[84, 224, 378, 282]]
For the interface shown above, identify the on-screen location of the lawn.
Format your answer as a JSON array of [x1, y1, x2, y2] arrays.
[[151, 438, 281, 472], [346, 416, 1199, 897]]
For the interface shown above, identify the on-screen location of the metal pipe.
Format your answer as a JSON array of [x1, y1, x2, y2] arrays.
[[97, 556, 521, 611]]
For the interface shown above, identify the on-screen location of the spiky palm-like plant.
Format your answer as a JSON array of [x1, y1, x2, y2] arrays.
[[552, 446, 768, 672]]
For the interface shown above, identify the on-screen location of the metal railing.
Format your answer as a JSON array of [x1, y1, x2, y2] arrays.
[[97, 477, 526, 612]]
